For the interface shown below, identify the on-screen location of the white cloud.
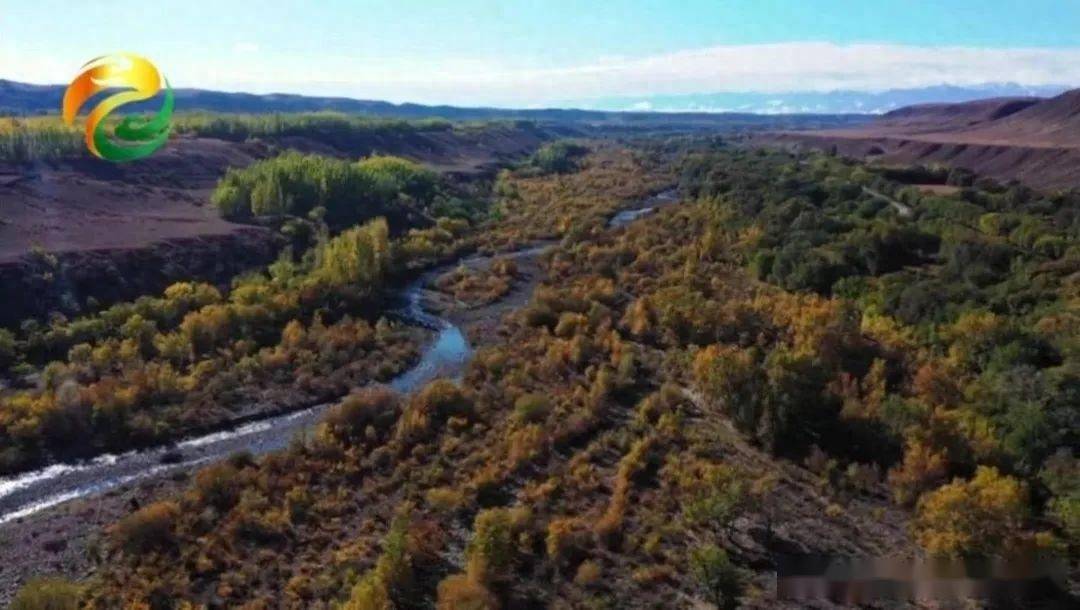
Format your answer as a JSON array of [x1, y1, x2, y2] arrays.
[[4, 42, 1080, 106], [465, 42, 1080, 103]]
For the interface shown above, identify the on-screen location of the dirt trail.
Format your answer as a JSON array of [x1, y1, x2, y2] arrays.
[[862, 186, 914, 218]]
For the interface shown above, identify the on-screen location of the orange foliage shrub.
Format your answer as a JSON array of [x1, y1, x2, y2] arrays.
[[321, 385, 402, 446], [397, 380, 473, 443], [595, 436, 655, 543], [436, 575, 499, 610], [888, 438, 949, 506], [912, 362, 963, 408], [193, 461, 247, 511], [111, 501, 180, 554], [546, 516, 591, 566]]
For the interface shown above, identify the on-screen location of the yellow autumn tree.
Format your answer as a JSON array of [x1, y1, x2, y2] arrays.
[[888, 437, 948, 506], [913, 466, 1029, 555], [692, 344, 763, 434]]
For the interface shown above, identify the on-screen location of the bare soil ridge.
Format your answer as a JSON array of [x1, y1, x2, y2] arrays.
[[757, 88, 1080, 190]]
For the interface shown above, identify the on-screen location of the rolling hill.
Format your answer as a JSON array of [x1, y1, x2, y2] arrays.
[[758, 88, 1080, 190]]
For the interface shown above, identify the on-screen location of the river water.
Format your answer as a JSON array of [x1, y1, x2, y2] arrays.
[[0, 189, 678, 525], [607, 188, 678, 227]]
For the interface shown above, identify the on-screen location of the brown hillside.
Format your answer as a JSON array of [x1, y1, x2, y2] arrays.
[[873, 97, 1040, 133], [938, 89, 1080, 147], [756, 89, 1080, 189]]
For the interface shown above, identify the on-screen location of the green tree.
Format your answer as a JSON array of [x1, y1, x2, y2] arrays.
[[693, 344, 764, 434], [690, 545, 743, 610], [343, 507, 415, 610]]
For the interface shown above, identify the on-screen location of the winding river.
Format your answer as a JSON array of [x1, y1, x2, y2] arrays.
[[0, 189, 679, 525], [0, 267, 471, 525]]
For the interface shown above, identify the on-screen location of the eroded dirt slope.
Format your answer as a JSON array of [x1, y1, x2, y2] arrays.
[[756, 89, 1080, 190]]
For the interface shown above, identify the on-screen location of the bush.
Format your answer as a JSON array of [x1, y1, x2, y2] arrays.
[[574, 560, 602, 587], [193, 462, 244, 511], [467, 507, 531, 581], [436, 574, 499, 610], [342, 577, 391, 610], [671, 460, 748, 535], [513, 393, 550, 424], [10, 577, 82, 610], [398, 380, 473, 442], [689, 545, 743, 610], [228, 489, 290, 544], [322, 385, 401, 446], [595, 437, 656, 542], [523, 303, 558, 329], [417, 379, 473, 419], [426, 487, 468, 513], [111, 501, 180, 554], [528, 141, 589, 174], [546, 517, 590, 565]]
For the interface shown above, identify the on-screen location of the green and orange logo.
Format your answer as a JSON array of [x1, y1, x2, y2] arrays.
[[62, 53, 174, 162]]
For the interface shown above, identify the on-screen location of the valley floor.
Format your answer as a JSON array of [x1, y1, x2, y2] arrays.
[[3, 142, 1076, 609]]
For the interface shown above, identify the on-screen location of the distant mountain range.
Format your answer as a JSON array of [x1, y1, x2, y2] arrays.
[[0, 78, 851, 122], [565, 84, 1072, 115], [4, 79, 1069, 129]]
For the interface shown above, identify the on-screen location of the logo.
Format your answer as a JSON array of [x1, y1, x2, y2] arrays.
[[62, 53, 174, 162]]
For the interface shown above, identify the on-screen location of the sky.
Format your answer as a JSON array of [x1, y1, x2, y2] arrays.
[[3, 0, 1080, 106]]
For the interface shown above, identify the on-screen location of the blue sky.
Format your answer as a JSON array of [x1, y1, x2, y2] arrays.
[[4, 1, 1080, 105]]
